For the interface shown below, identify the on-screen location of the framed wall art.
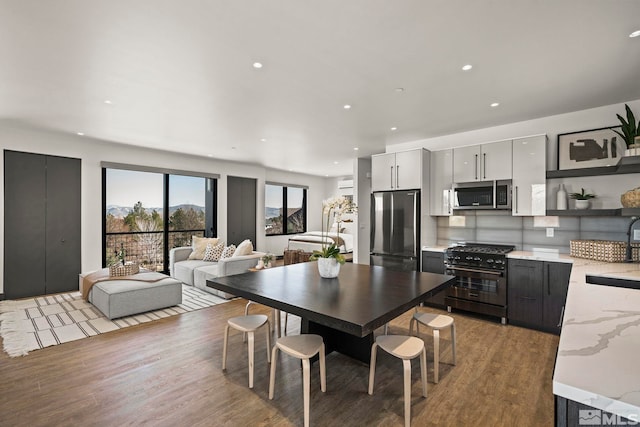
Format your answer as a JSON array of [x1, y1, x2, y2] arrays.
[[557, 126, 624, 170]]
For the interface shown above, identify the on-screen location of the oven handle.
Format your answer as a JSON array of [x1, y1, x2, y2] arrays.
[[445, 266, 504, 276]]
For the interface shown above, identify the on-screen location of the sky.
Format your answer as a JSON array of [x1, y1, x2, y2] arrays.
[[106, 169, 205, 208]]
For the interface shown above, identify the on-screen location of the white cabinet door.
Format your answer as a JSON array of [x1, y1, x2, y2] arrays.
[[481, 140, 512, 181], [395, 150, 422, 190], [512, 135, 546, 216], [430, 149, 453, 215], [371, 153, 396, 191], [453, 145, 481, 182]]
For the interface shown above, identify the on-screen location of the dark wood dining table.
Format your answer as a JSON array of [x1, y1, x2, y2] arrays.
[[207, 262, 455, 363]]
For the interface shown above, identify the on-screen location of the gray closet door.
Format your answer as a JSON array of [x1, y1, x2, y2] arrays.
[[45, 155, 81, 294], [4, 151, 47, 299], [227, 176, 256, 246], [3, 151, 81, 299]]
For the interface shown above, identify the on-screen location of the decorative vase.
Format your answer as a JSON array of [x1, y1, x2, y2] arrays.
[[317, 257, 340, 278], [575, 199, 590, 210], [556, 184, 567, 210], [625, 143, 640, 157]]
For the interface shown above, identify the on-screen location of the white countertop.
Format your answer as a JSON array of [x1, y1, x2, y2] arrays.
[[553, 258, 640, 420]]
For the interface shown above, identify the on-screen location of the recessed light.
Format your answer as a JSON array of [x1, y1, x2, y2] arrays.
[[395, 87, 404, 92], [343, 104, 352, 110], [252, 62, 263, 69], [76, 132, 84, 136], [260, 138, 267, 142], [325, 174, 329, 177], [353, 147, 359, 151], [490, 102, 500, 107], [630, 30, 640, 38], [104, 100, 112, 105], [462, 64, 473, 71], [390, 127, 398, 131], [207, 154, 213, 157], [333, 161, 339, 165]]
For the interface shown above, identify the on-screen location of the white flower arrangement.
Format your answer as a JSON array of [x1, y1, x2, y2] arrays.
[[310, 196, 357, 264]]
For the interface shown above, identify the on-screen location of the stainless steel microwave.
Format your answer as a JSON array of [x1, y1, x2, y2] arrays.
[[453, 180, 512, 210]]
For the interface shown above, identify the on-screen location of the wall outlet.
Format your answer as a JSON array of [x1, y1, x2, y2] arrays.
[[546, 228, 554, 237], [634, 229, 640, 241]]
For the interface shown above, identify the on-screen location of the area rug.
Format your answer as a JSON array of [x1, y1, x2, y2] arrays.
[[0, 285, 229, 357]]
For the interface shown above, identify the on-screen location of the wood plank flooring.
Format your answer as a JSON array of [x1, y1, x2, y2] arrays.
[[0, 299, 558, 426]]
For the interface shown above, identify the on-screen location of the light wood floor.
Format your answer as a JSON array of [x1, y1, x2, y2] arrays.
[[0, 299, 558, 426]]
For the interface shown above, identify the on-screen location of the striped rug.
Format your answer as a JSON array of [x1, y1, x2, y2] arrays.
[[0, 285, 230, 357]]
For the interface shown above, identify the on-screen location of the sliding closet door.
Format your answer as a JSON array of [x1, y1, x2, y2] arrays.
[[3, 150, 81, 299], [45, 155, 81, 294]]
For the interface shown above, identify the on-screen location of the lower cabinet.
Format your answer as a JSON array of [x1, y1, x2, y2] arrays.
[[507, 259, 572, 334], [421, 251, 447, 308]]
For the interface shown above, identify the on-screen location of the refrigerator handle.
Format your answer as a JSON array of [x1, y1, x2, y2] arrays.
[[414, 192, 419, 256]]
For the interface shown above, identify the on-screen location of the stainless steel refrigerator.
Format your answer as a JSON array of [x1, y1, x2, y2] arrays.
[[370, 190, 420, 272]]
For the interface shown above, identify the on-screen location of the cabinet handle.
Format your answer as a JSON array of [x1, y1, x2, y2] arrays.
[[514, 186, 518, 213], [390, 166, 394, 188], [475, 154, 478, 180], [448, 189, 452, 214], [483, 153, 486, 180], [396, 165, 399, 188], [546, 264, 551, 296], [557, 306, 565, 328], [519, 296, 536, 300], [469, 292, 479, 298]]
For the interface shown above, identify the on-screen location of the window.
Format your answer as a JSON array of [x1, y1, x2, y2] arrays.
[[103, 166, 217, 273], [265, 184, 306, 235]]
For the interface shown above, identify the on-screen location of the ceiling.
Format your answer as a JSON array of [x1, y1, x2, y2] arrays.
[[1, 1, 639, 177]]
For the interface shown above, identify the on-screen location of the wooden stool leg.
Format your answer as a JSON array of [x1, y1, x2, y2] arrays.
[[274, 309, 281, 338], [265, 320, 272, 363], [420, 347, 428, 397], [402, 359, 412, 427], [451, 323, 457, 365], [368, 343, 378, 395], [269, 346, 278, 399], [302, 358, 311, 427], [319, 343, 326, 392], [283, 312, 288, 336], [248, 331, 255, 388], [409, 317, 416, 336], [243, 302, 252, 342], [222, 324, 230, 370], [433, 329, 440, 384]]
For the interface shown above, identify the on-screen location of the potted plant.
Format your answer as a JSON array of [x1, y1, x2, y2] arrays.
[[261, 253, 274, 268], [569, 188, 596, 209], [309, 196, 356, 278], [614, 104, 640, 151]]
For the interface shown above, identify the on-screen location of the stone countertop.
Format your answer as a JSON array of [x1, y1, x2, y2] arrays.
[[553, 258, 640, 421], [421, 246, 447, 253]]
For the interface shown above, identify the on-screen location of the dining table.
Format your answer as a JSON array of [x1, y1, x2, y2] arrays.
[[207, 261, 455, 363]]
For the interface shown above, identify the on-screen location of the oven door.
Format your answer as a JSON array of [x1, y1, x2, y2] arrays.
[[445, 265, 507, 306]]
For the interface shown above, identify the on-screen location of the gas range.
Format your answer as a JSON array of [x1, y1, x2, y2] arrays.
[[445, 243, 515, 270]]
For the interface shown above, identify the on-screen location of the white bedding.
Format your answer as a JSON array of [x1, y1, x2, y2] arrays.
[[287, 231, 354, 253]]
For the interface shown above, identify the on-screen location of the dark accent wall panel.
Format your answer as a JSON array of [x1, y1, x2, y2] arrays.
[[227, 176, 256, 246]]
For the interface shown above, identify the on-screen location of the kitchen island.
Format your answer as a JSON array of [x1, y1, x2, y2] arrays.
[[553, 257, 640, 425]]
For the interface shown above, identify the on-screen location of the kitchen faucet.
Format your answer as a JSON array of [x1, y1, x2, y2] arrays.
[[625, 217, 640, 262]]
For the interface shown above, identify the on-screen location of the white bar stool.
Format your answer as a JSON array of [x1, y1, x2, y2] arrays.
[[269, 334, 326, 427], [368, 335, 427, 427], [222, 314, 271, 389], [409, 312, 456, 383], [245, 301, 288, 338]]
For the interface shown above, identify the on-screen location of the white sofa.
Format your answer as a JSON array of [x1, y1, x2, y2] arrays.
[[169, 246, 265, 299]]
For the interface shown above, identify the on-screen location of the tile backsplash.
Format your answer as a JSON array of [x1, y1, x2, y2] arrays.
[[435, 211, 632, 253]]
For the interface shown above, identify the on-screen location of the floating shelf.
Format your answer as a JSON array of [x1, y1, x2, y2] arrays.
[[546, 156, 640, 179], [545, 208, 640, 217]]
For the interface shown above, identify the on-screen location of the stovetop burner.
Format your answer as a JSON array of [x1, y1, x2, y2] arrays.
[[446, 243, 515, 255]]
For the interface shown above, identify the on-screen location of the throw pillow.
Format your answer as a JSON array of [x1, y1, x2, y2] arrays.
[[189, 236, 221, 260], [220, 244, 236, 259], [203, 242, 225, 261], [232, 239, 253, 257]]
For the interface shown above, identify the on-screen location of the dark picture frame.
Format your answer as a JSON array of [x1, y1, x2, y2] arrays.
[[557, 126, 623, 170]]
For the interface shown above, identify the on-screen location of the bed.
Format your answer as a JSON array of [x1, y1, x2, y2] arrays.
[[287, 222, 355, 254]]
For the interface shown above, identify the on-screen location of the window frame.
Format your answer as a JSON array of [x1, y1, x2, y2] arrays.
[[265, 183, 307, 236]]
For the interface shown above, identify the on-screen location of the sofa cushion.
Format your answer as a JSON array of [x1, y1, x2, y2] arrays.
[[193, 264, 234, 299], [220, 244, 236, 259], [174, 259, 216, 286], [189, 236, 221, 260], [233, 239, 253, 257], [203, 242, 224, 261]]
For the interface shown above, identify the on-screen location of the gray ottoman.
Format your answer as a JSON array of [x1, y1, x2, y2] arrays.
[[89, 276, 182, 319]]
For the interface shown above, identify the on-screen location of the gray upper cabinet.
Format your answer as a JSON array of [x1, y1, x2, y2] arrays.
[[371, 149, 422, 191], [512, 135, 546, 216], [453, 140, 512, 183], [429, 149, 453, 216]]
